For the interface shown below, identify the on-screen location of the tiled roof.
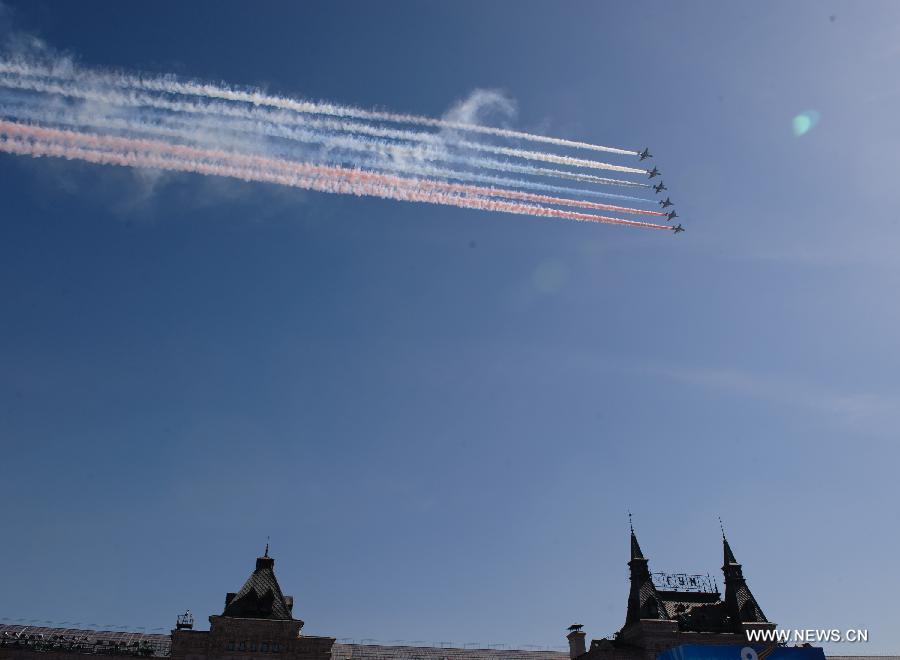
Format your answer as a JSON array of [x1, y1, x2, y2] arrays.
[[222, 555, 294, 621], [654, 590, 732, 633], [0, 624, 171, 657]]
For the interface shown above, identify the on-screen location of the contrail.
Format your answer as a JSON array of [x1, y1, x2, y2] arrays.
[[0, 135, 670, 230], [0, 61, 676, 232], [0, 75, 649, 181], [0, 121, 665, 217], [0, 59, 641, 157], [0, 77, 651, 181], [0, 121, 670, 230], [0, 98, 656, 204], [348, 156, 653, 203], [0, 99, 656, 205]]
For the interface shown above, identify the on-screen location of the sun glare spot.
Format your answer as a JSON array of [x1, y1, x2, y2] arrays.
[[792, 110, 820, 136]]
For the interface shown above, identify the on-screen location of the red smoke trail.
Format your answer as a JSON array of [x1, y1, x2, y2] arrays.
[[1, 98, 654, 201], [0, 74, 650, 182], [0, 121, 665, 217], [0, 121, 671, 230]]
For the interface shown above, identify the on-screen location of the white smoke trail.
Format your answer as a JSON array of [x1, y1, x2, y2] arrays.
[[0, 120, 664, 217], [0, 76, 650, 181], [0, 80, 648, 185], [0, 59, 640, 157], [348, 155, 654, 204], [0, 98, 659, 207], [0, 123, 669, 230]]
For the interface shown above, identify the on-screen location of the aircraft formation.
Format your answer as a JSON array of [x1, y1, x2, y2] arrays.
[[0, 57, 686, 235], [631, 149, 685, 235]]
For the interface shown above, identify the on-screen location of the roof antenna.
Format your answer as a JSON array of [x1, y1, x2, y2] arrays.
[[265, 536, 270, 558]]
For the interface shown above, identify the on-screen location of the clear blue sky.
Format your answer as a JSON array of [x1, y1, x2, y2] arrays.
[[1, 0, 898, 654]]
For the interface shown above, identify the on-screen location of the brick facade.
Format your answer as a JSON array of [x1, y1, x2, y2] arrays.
[[170, 619, 333, 660]]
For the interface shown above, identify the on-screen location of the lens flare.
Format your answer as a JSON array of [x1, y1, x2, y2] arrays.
[[792, 110, 820, 136]]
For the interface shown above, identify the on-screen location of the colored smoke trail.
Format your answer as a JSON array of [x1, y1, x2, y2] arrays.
[[348, 156, 654, 204], [0, 121, 665, 217], [0, 98, 654, 203], [0, 76, 647, 183], [0, 58, 678, 233], [0, 59, 640, 156], [0, 121, 671, 230], [0, 90, 655, 199]]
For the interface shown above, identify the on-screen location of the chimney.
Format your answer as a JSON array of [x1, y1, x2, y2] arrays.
[[567, 626, 586, 659]]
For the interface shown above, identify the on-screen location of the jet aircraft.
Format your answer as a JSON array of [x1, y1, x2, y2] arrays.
[[666, 210, 678, 221], [658, 197, 673, 208], [638, 148, 652, 161], [647, 166, 661, 178], [672, 224, 685, 234], [653, 182, 667, 194]]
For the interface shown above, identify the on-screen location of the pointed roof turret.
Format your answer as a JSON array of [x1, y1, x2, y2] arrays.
[[630, 530, 645, 560], [720, 529, 768, 628], [723, 537, 737, 566], [720, 517, 738, 565], [624, 517, 663, 626], [222, 548, 297, 621], [629, 512, 645, 560]]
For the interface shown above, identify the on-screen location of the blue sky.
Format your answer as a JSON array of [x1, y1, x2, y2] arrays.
[[1, 0, 899, 654]]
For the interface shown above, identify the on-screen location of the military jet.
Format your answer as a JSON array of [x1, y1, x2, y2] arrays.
[[653, 181, 667, 194], [665, 210, 678, 221], [638, 148, 652, 161], [647, 166, 661, 178], [672, 224, 685, 234], [658, 197, 673, 209]]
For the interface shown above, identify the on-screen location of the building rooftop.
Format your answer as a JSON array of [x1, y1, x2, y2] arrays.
[[0, 625, 572, 660], [3, 624, 898, 660], [0, 624, 171, 657], [222, 548, 295, 621]]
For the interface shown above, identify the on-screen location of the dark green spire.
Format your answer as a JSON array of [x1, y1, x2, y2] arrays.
[[723, 536, 738, 566], [720, 517, 738, 565], [629, 512, 645, 559], [720, 529, 768, 627]]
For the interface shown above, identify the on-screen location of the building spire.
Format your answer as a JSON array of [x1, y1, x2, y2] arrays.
[[720, 518, 738, 565], [721, 531, 768, 629], [723, 537, 737, 566], [265, 536, 270, 558], [629, 514, 645, 560], [624, 516, 660, 626]]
